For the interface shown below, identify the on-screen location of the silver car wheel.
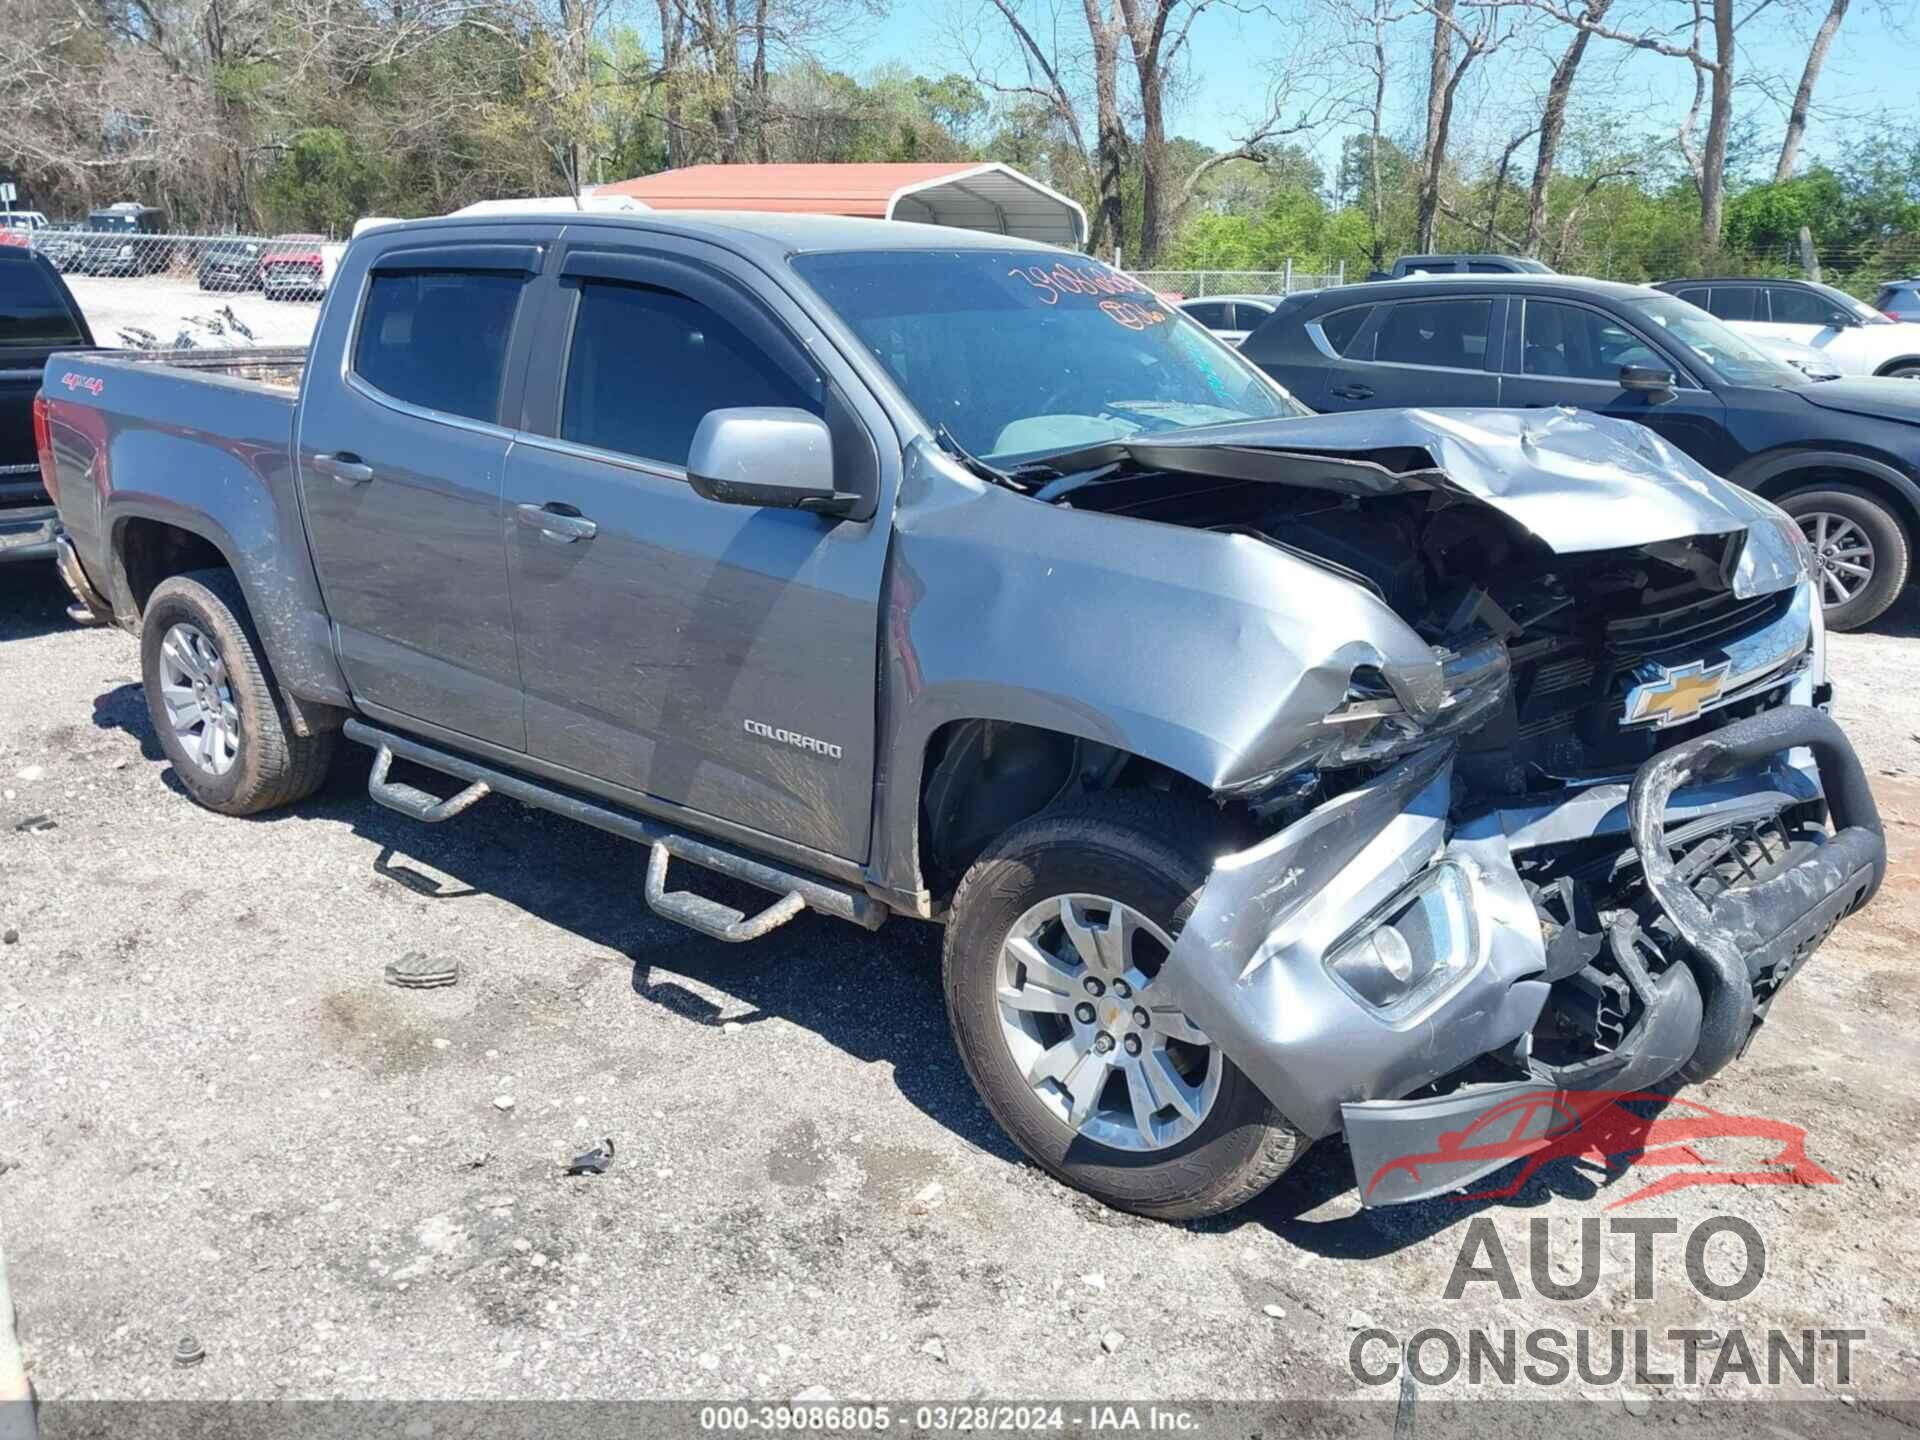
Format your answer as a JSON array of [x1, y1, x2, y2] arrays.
[[158, 621, 240, 776], [1798, 511, 1875, 608], [995, 893, 1222, 1152]]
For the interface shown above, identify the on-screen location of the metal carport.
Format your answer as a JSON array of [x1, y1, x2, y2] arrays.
[[592, 163, 1087, 248]]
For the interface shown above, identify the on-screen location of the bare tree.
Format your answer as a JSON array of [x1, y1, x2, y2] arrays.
[[1522, 0, 1609, 253], [1413, 0, 1514, 251], [1774, 0, 1846, 180]]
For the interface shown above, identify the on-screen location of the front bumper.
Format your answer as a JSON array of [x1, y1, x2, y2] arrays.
[[0, 505, 58, 564], [1154, 706, 1883, 1203]]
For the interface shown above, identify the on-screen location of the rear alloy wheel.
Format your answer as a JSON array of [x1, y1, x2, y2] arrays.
[[944, 792, 1306, 1220], [140, 568, 336, 815], [1778, 485, 1910, 631]]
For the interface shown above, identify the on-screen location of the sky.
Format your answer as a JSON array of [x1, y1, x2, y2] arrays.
[[861, 0, 1917, 182]]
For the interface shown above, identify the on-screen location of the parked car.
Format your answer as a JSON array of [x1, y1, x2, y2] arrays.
[[1243, 273, 1920, 628], [260, 234, 332, 299], [38, 211, 1881, 1220], [41, 203, 172, 276], [0, 245, 96, 578], [198, 237, 266, 292], [1368, 253, 1553, 280], [1872, 279, 1920, 323], [1174, 294, 1278, 347], [0, 212, 49, 248], [1655, 277, 1920, 379]]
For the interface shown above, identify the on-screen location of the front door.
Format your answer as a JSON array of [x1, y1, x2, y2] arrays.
[[501, 241, 889, 861], [296, 238, 544, 749], [1497, 296, 1733, 475]]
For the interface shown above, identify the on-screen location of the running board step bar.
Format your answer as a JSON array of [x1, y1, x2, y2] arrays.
[[343, 720, 885, 936], [645, 843, 806, 942], [368, 744, 491, 822]]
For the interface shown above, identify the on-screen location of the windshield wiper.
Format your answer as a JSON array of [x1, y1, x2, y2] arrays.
[[934, 424, 1037, 494]]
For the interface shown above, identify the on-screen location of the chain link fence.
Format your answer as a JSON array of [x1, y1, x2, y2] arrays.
[[1132, 264, 1350, 298], [1, 226, 337, 349]]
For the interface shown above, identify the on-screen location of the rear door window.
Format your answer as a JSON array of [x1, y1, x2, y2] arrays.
[[1705, 286, 1762, 322], [1230, 302, 1272, 334], [353, 269, 528, 424], [0, 258, 82, 345], [1314, 305, 1375, 356], [1181, 301, 1231, 329], [560, 278, 821, 468], [1370, 299, 1494, 370]]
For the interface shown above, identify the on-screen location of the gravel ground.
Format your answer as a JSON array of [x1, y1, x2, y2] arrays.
[[2, 560, 1918, 1424], [64, 274, 320, 351]]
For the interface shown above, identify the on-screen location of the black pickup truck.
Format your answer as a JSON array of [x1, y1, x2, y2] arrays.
[[1, 244, 95, 575]]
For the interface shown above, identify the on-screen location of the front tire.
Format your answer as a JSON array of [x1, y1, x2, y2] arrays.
[[943, 792, 1305, 1221], [139, 569, 335, 816], [1777, 485, 1910, 631]]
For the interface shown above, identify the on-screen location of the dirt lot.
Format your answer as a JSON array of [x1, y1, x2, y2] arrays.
[[2, 559, 1918, 1423]]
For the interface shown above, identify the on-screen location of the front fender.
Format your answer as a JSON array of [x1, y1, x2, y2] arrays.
[[867, 445, 1435, 899]]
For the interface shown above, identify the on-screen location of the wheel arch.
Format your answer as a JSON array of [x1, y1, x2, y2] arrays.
[[1731, 448, 1920, 541], [1871, 356, 1920, 378]]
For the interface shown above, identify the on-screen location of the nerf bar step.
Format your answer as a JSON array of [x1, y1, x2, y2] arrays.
[[343, 720, 885, 935]]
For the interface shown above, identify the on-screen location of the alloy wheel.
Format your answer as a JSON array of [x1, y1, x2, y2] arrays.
[[995, 893, 1222, 1152], [157, 621, 240, 775], [1797, 510, 1876, 609]]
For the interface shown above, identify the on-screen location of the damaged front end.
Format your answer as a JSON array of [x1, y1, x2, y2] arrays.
[[1070, 412, 1887, 1205]]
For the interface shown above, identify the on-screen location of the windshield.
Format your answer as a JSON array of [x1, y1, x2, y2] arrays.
[[87, 214, 137, 231], [791, 248, 1305, 464], [1625, 293, 1803, 387]]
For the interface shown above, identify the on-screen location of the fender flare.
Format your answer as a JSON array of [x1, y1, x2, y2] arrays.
[[1872, 356, 1920, 377], [1729, 448, 1920, 537]]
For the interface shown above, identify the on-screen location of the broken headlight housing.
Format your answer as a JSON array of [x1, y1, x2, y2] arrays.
[[1319, 637, 1510, 766], [1732, 504, 1813, 598], [1324, 862, 1480, 1018]]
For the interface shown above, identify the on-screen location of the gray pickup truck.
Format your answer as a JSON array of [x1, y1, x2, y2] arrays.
[[38, 210, 1885, 1219]]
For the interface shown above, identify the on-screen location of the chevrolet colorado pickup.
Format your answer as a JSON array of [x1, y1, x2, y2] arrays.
[[38, 211, 1885, 1219]]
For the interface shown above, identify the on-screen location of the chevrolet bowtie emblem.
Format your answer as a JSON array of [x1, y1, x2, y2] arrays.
[[1623, 659, 1732, 728]]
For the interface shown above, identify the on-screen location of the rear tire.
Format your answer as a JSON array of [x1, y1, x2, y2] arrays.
[[1776, 485, 1910, 631], [1879, 364, 1920, 380], [943, 791, 1306, 1221], [139, 568, 335, 816]]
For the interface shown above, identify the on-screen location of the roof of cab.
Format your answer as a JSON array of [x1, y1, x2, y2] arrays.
[[1314, 272, 1663, 303], [361, 207, 1075, 261]]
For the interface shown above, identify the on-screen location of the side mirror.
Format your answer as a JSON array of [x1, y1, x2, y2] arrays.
[[1619, 364, 1677, 397], [686, 407, 855, 517]]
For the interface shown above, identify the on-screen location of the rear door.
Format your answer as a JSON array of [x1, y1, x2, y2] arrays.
[[295, 234, 545, 749], [1497, 295, 1733, 473], [1314, 294, 1504, 412], [499, 234, 892, 862]]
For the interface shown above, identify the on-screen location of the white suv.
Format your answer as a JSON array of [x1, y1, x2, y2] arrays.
[[1657, 278, 1920, 378]]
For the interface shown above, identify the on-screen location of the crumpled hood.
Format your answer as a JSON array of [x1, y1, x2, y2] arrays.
[[1084, 405, 1779, 555], [1791, 377, 1920, 426]]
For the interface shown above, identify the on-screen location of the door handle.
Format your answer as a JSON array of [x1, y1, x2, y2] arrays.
[[311, 452, 373, 486], [1329, 384, 1375, 401], [516, 502, 598, 544]]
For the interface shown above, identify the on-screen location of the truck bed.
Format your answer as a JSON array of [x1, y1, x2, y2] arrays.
[[96, 345, 308, 391]]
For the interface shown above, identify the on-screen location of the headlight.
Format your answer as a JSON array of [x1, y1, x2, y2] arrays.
[[1324, 862, 1479, 1017], [1732, 504, 1811, 597], [1319, 638, 1510, 765]]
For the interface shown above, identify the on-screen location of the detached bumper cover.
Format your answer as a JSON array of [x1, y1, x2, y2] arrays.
[[1154, 708, 1882, 1203]]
